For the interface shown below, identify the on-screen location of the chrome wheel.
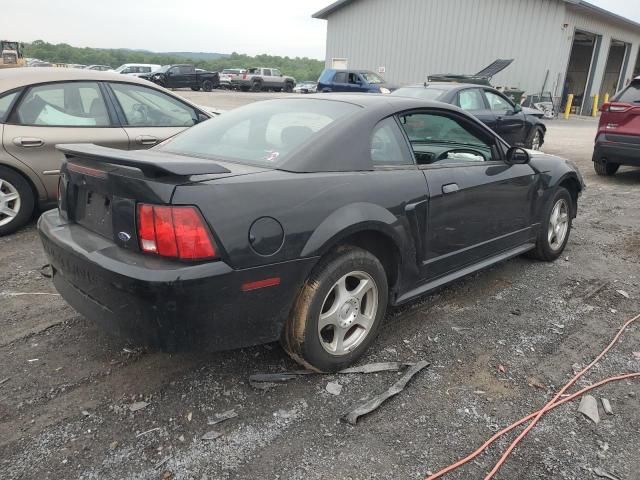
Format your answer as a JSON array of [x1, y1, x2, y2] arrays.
[[531, 130, 542, 151], [0, 178, 21, 227], [548, 199, 569, 251], [318, 271, 379, 356]]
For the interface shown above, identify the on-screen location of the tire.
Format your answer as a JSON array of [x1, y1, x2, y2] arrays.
[[191, 86, 201, 91], [283, 82, 294, 93], [282, 246, 389, 372], [251, 81, 263, 92], [528, 187, 573, 262], [202, 80, 213, 92], [526, 126, 544, 151], [0, 166, 35, 236], [594, 159, 619, 176]]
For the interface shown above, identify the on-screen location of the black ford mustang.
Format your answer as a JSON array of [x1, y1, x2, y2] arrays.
[[38, 95, 584, 372]]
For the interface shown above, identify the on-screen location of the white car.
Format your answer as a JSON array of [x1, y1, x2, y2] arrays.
[[219, 68, 247, 89], [114, 63, 161, 77], [294, 81, 318, 94]]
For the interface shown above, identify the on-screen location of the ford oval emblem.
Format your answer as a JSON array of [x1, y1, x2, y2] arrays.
[[118, 232, 132, 243]]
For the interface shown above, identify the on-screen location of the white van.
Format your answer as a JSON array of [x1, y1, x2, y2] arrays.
[[114, 64, 161, 76]]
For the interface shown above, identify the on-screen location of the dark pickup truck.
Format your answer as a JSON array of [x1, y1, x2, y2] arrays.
[[141, 64, 220, 91]]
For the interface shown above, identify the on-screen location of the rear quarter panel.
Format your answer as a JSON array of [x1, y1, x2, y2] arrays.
[[171, 169, 429, 281]]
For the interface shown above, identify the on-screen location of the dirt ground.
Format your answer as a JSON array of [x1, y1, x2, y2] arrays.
[[1, 92, 639, 480]]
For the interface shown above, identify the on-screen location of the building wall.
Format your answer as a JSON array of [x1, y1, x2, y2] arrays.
[[323, 0, 640, 100]]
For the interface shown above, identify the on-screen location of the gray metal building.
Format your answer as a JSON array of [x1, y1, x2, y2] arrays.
[[313, 0, 640, 114]]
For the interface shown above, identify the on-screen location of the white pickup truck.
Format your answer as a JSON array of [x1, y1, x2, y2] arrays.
[[231, 67, 296, 92]]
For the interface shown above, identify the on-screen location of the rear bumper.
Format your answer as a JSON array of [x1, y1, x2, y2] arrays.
[[38, 210, 317, 351], [593, 135, 640, 167]]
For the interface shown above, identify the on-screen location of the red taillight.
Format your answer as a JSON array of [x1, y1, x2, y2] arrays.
[[136, 204, 216, 260], [243, 72, 247, 79]]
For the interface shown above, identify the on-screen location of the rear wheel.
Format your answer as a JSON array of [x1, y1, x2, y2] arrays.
[[282, 247, 388, 372], [594, 158, 619, 176], [528, 187, 572, 262], [0, 166, 35, 236], [251, 80, 263, 92], [283, 82, 294, 93], [202, 80, 213, 92]]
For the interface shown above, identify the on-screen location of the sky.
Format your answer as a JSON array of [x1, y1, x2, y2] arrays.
[[1, 0, 639, 60]]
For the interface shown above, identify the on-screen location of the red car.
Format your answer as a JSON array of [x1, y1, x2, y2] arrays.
[[593, 77, 640, 176]]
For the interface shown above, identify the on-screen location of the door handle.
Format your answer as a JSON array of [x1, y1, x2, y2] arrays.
[[13, 137, 44, 148], [442, 183, 459, 194], [135, 135, 159, 146]]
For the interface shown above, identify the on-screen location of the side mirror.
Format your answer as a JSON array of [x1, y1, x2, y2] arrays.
[[196, 112, 210, 123], [513, 103, 522, 113], [506, 146, 530, 165]]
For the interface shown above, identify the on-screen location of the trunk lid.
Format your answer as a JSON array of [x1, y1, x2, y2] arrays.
[[57, 144, 268, 248]]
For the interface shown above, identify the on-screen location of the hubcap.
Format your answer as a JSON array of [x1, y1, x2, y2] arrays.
[[548, 199, 569, 251], [318, 271, 378, 356], [0, 179, 21, 227]]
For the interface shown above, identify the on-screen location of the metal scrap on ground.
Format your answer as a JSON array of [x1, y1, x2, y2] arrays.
[[249, 371, 313, 383], [207, 409, 238, 426], [593, 467, 622, 480], [341, 361, 430, 425], [201, 430, 222, 441], [129, 401, 149, 413], [338, 362, 411, 374]]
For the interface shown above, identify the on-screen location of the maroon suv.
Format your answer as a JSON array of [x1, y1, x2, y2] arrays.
[[593, 77, 640, 176]]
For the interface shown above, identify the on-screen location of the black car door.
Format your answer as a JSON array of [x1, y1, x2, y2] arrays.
[[397, 110, 538, 280], [455, 88, 497, 130], [483, 90, 526, 146]]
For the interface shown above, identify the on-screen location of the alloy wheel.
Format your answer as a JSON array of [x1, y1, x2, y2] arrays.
[[531, 131, 542, 151], [0, 178, 21, 227], [318, 271, 379, 356], [548, 199, 569, 251]]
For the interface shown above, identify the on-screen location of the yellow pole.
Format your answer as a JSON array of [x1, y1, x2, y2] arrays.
[[592, 94, 599, 117], [604, 93, 610, 105], [563, 94, 574, 119]]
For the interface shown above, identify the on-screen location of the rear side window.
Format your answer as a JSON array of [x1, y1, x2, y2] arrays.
[[615, 81, 640, 103], [371, 117, 413, 166], [159, 99, 360, 166], [0, 91, 18, 121], [14, 82, 110, 126], [334, 72, 347, 83]]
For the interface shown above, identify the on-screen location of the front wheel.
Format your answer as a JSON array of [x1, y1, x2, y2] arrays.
[[527, 127, 544, 151], [0, 166, 35, 236], [282, 247, 389, 372], [528, 187, 573, 262], [594, 159, 619, 176], [283, 82, 294, 93]]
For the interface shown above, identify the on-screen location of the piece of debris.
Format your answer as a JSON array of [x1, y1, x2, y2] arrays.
[[528, 378, 546, 391], [249, 371, 313, 383], [155, 456, 171, 469], [326, 381, 343, 396], [593, 467, 622, 480], [109, 441, 118, 450], [274, 408, 297, 419], [208, 409, 238, 426], [510, 308, 522, 316], [1, 291, 60, 297], [136, 427, 161, 438], [161, 471, 174, 480], [633, 352, 640, 360], [201, 430, 222, 441], [341, 360, 430, 425], [187, 412, 192, 422], [577, 395, 599, 424], [27, 359, 39, 363], [451, 326, 470, 334], [0, 377, 10, 387], [81, 410, 90, 416], [497, 364, 506, 374], [582, 281, 609, 301], [601, 398, 613, 415], [339, 362, 408, 374], [616, 290, 630, 299], [129, 401, 149, 412], [178, 435, 185, 443]]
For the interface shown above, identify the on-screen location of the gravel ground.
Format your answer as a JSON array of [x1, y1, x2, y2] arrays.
[[1, 92, 639, 480]]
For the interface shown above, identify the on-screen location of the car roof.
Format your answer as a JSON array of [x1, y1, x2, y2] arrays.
[[399, 82, 488, 91], [0, 67, 156, 93]]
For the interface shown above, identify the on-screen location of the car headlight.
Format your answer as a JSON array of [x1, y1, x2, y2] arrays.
[[379, 87, 391, 94]]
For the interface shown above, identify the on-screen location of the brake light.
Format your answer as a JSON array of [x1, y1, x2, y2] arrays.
[[136, 204, 216, 260], [602, 103, 632, 113], [243, 72, 247, 79]]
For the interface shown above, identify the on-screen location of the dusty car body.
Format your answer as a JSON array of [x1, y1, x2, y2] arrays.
[[38, 95, 584, 371], [0, 68, 214, 235]]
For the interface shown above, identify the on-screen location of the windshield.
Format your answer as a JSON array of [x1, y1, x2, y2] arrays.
[[360, 72, 384, 84], [392, 87, 447, 101], [159, 99, 360, 167], [156, 65, 171, 73], [615, 80, 640, 103]]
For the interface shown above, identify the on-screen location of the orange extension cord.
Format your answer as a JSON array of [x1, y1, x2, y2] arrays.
[[425, 313, 640, 480]]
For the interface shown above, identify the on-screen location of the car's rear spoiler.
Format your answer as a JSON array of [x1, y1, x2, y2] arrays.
[[57, 144, 230, 178]]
